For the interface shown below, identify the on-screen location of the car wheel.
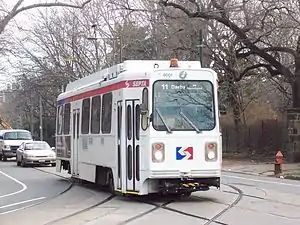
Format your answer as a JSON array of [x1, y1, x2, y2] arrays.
[[17, 158, 21, 166], [2, 156, 7, 161]]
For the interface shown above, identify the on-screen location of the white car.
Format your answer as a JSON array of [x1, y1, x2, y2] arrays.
[[0, 129, 33, 161], [16, 141, 56, 167]]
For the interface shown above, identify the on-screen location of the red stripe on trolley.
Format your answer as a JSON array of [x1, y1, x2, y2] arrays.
[[57, 79, 149, 105]]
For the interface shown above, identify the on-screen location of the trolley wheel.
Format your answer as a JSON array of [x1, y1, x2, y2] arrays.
[[68, 163, 71, 174], [108, 172, 115, 195]]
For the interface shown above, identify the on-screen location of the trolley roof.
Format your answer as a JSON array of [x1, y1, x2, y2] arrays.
[[57, 59, 217, 103], [65, 60, 201, 92]]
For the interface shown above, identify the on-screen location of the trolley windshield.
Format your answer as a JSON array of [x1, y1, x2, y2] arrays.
[[152, 80, 215, 132]]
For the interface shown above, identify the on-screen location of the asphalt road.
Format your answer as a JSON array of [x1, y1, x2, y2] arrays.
[[0, 160, 71, 216], [0, 161, 300, 225]]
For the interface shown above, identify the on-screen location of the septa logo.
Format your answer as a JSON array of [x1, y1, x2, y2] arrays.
[[176, 147, 193, 160]]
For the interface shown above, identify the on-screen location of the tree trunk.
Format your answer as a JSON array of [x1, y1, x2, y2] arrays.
[[227, 79, 243, 152], [291, 78, 300, 108], [287, 36, 300, 162]]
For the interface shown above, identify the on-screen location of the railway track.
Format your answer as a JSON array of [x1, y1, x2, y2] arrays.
[[222, 189, 300, 208], [35, 167, 244, 225], [118, 183, 243, 225], [43, 194, 115, 225]]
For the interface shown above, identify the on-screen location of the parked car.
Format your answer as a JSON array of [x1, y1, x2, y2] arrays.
[[0, 129, 33, 161], [16, 141, 56, 167]]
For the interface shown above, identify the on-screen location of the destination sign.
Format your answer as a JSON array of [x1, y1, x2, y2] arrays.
[[159, 81, 211, 92]]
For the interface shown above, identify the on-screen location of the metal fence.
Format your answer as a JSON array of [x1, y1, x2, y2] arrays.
[[222, 119, 285, 156]]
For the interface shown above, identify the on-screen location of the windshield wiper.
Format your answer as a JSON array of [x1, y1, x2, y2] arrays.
[[155, 108, 172, 133], [179, 111, 201, 133]]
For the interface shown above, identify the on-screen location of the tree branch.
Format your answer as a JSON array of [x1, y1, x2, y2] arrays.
[[159, 0, 294, 79], [237, 46, 297, 58], [239, 63, 281, 78], [0, 0, 93, 34]]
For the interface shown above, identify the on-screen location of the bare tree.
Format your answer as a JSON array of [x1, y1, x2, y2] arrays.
[[159, 0, 300, 107], [3, 0, 145, 138]]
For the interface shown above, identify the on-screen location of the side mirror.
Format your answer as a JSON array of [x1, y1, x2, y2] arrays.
[[219, 104, 227, 115], [51, 147, 55, 151], [140, 109, 148, 116], [140, 104, 150, 130], [140, 103, 149, 115]]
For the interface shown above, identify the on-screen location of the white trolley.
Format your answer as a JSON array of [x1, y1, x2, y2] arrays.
[[55, 58, 224, 196]]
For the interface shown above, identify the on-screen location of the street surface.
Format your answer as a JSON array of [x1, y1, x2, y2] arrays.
[[0, 160, 71, 216], [0, 160, 300, 225]]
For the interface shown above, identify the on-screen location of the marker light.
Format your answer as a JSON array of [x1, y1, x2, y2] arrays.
[[205, 142, 218, 161], [155, 143, 162, 149], [170, 58, 179, 67], [152, 142, 165, 163]]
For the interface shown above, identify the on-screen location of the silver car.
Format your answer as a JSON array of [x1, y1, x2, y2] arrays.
[[16, 141, 56, 167]]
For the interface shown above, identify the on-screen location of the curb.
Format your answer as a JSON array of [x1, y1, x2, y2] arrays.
[[222, 169, 300, 181], [33, 167, 71, 180], [282, 175, 300, 180], [222, 169, 261, 176]]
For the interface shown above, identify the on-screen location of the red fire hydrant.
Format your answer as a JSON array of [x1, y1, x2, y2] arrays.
[[274, 150, 283, 176]]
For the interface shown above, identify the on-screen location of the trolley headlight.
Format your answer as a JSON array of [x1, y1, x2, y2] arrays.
[[205, 142, 217, 161], [154, 150, 163, 161], [152, 142, 165, 163], [207, 151, 216, 159]]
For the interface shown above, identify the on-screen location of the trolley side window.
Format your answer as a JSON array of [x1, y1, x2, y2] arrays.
[[63, 103, 71, 134], [135, 104, 140, 140], [81, 98, 91, 134], [91, 95, 101, 134], [127, 104, 132, 140], [101, 92, 112, 134], [57, 105, 64, 135]]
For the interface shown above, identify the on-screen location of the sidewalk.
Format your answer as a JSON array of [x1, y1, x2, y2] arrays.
[[222, 158, 300, 180], [35, 159, 300, 181]]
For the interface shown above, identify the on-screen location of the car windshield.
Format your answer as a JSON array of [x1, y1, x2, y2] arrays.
[[25, 142, 51, 150], [4, 131, 32, 140], [152, 80, 215, 131]]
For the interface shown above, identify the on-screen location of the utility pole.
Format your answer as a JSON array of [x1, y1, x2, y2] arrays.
[[30, 90, 34, 134], [119, 36, 123, 63], [199, 29, 204, 67], [91, 24, 100, 70], [39, 95, 43, 141]]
